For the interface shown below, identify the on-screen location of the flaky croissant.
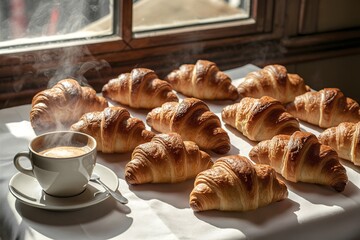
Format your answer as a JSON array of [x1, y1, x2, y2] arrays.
[[221, 96, 300, 141], [125, 133, 213, 184], [249, 131, 348, 192], [189, 155, 288, 212], [319, 122, 360, 166], [30, 79, 108, 135], [146, 98, 230, 154], [286, 88, 360, 128], [70, 106, 155, 153], [102, 68, 178, 109], [165, 60, 239, 100], [237, 64, 309, 103]]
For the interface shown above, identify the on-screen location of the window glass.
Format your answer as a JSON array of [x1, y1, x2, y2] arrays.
[[0, 0, 114, 49], [133, 0, 251, 33]]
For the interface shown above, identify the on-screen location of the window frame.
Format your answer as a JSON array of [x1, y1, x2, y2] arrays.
[[1, 0, 359, 109], [127, 0, 273, 48], [0, 0, 273, 60], [0, 0, 279, 108]]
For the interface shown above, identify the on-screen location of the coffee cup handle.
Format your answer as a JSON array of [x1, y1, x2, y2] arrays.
[[13, 151, 35, 177]]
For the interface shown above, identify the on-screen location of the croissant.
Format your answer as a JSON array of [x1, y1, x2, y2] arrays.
[[249, 131, 348, 192], [30, 79, 108, 135], [286, 88, 360, 128], [102, 68, 178, 109], [125, 133, 213, 184], [221, 96, 300, 141], [70, 106, 155, 153], [189, 155, 288, 212], [237, 64, 310, 103], [319, 122, 360, 166], [146, 98, 231, 154], [165, 60, 239, 100]]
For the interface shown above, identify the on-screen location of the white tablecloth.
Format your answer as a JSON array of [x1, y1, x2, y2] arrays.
[[1, 64, 360, 240]]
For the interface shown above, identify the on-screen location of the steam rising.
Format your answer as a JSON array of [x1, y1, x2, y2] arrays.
[[0, 1, 112, 109], [1, 1, 111, 42], [46, 46, 111, 88], [36, 131, 90, 154]]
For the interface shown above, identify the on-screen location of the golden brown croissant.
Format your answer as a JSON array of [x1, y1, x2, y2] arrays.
[[125, 133, 213, 184], [165, 60, 239, 100], [286, 88, 360, 128], [237, 64, 310, 103], [249, 131, 348, 192], [221, 96, 300, 141], [102, 68, 178, 109], [70, 106, 155, 153], [319, 122, 360, 166], [30, 79, 108, 135], [189, 155, 288, 212], [146, 98, 231, 154]]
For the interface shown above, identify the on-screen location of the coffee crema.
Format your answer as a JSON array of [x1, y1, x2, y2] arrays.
[[39, 146, 90, 158]]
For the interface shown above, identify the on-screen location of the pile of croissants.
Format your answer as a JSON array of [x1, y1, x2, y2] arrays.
[[29, 60, 360, 212]]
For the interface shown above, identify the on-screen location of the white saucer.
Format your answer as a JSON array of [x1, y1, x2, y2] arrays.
[[8, 163, 119, 211]]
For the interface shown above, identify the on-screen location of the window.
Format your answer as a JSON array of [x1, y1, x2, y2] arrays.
[[0, 0, 276, 108], [0, 0, 269, 53], [133, 0, 251, 33], [0, 0, 114, 50]]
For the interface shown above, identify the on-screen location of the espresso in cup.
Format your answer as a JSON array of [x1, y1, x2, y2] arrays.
[[14, 131, 97, 197]]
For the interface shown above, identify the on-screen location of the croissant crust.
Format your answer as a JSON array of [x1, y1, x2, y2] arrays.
[[286, 88, 360, 128], [237, 64, 309, 103], [125, 133, 213, 184], [249, 131, 348, 192], [71, 106, 154, 153], [166, 60, 239, 100], [190, 155, 288, 212], [30, 79, 108, 134], [146, 98, 231, 154], [102, 68, 178, 109], [319, 122, 360, 166], [221, 96, 300, 141]]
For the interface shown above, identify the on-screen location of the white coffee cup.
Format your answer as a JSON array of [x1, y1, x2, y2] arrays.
[[13, 131, 97, 197]]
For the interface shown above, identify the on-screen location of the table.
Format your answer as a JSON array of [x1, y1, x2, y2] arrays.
[[1, 64, 360, 240]]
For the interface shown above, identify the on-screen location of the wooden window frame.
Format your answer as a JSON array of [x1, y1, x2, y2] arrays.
[[127, 0, 273, 48], [2, 0, 360, 109], [0, 0, 274, 56], [0, 0, 278, 108]]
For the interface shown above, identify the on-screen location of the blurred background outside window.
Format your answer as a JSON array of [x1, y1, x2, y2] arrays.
[[0, 0, 250, 49], [133, 0, 250, 32], [0, 0, 113, 48]]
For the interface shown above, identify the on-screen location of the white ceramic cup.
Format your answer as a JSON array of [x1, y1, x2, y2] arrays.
[[13, 131, 97, 197]]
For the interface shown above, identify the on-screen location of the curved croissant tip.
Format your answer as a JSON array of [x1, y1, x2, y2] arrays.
[[142, 130, 155, 141], [124, 170, 138, 185], [237, 87, 246, 96], [213, 144, 231, 154], [101, 82, 109, 92], [145, 113, 154, 126], [248, 147, 258, 159], [332, 181, 347, 192], [189, 197, 202, 212], [226, 85, 240, 101], [167, 92, 179, 102]]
